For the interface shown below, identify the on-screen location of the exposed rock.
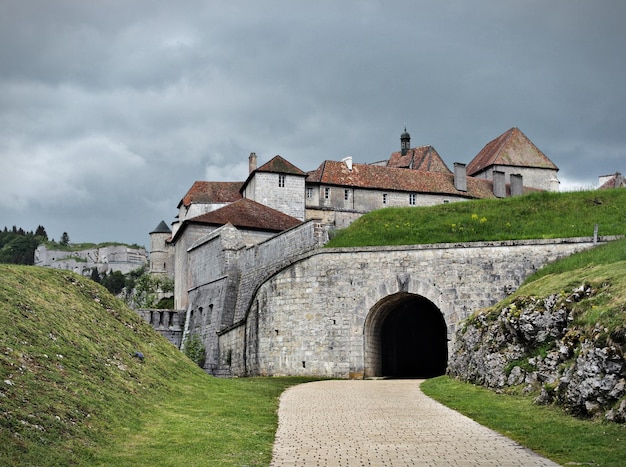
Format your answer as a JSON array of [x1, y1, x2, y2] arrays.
[[449, 283, 626, 422]]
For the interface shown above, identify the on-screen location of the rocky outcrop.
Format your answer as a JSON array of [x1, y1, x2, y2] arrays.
[[448, 284, 626, 422]]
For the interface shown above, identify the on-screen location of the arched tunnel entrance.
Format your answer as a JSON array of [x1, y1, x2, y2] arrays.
[[364, 292, 448, 378]]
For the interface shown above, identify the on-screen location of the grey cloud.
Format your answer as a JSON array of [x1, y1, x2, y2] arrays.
[[1, 0, 625, 245]]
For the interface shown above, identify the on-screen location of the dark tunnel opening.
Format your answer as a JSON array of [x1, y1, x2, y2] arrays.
[[380, 294, 448, 378]]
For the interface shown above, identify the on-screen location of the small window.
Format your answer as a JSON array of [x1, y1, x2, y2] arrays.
[[278, 174, 285, 187], [409, 193, 416, 205], [443, 199, 449, 204], [324, 187, 330, 199], [344, 189, 350, 201], [307, 188, 313, 199], [382, 193, 388, 205]]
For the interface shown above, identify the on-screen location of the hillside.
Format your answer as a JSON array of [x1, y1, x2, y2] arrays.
[[0, 265, 205, 465], [448, 236, 626, 421], [326, 189, 626, 247]]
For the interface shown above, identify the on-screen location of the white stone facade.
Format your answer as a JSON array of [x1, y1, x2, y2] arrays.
[[34, 244, 147, 276]]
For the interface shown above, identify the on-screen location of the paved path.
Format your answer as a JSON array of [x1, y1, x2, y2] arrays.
[[270, 380, 560, 466]]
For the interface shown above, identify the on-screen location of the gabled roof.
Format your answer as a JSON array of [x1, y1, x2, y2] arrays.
[[256, 155, 307, 176], [599, 172, 626, 189], [307, 160, 496, 199], [150, 220, 171, 234], [387, 145, 452, 174], [186, 198, 302, 232], [178, 181, 243, 208], [467, 127, 558, 176]]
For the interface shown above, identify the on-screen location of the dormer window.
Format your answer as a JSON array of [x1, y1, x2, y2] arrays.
[[278, 174, 285, 187]]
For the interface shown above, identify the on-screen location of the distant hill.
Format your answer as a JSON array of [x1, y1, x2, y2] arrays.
[[0, 265, 204, 465]]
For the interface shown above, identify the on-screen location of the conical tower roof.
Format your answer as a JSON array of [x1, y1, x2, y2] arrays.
[[150, 220, 171, 234]]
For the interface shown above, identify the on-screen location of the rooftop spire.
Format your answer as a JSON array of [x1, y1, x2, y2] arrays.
[[400, 125, 411, 156]]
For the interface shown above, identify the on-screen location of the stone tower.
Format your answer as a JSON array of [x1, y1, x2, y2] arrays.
[[149, 220, 173, 278]]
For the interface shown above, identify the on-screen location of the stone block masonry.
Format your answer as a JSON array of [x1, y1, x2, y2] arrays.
[[217, 236, 618, 378]]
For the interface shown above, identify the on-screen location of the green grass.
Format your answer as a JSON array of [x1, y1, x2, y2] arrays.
[[0, 265, 316, 466], [422, 376, 626, 466], [43, 240, 145, 251], [93, 376, 318, 466], [4, 190, 626, 465], [471, 237, 626, 336], [326, 189, 626, 247]]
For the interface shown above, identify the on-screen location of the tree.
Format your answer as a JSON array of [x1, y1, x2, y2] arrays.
[[89, 267, 101, 283], [60, 232, 70, 246], [35, 225, 48, 240], [100, 271, 126, 295]]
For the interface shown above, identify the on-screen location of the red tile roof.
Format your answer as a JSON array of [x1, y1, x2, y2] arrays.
[[256, 155, 307, 176], [179, 181, 243, 208], [599, 172, 626, 189], [467, 127, 558, 176], [188, 198, 302, 232], [307, 160, 497, 199], [387, 145, 452, 174]]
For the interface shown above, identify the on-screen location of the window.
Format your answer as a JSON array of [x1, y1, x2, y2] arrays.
[[324, 187, 330, 199], [307, 188, 313, 199], [409, 193, 416, 205], [383, 193, 388, 205], [278, 174, 285, 187], [344, 189, 350, 201]]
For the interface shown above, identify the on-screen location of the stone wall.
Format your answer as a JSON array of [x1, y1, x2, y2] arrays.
[[306, 186, 472, 223], [136, 308, 185, 348], [184, 221, 325, 373], [245, 172, 306, 221], [34, 244, 147, 276], [473, 166, 559, 192], [217, 237, 611, 378]]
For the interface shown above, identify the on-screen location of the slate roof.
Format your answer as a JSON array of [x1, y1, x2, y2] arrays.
[[187, 198, 302, 232], [255, 155, 307, 176], [466, 127, 558, 176], [150, 220, 171, 234], [599, 172, 626, 189], [307, 160, 497, 199], [178, 181, 243, 208], [387, 145, 452, 174]]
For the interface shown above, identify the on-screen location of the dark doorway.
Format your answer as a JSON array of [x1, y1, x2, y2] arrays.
[[381, 295, 447, 378]]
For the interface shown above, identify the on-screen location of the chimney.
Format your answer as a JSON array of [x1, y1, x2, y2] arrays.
[[493, 171, 506, 198], [249, 152, 257, 174], [510, 173, 523, 196], [342, 156, 353, 171], [453, 163, 467, 192]]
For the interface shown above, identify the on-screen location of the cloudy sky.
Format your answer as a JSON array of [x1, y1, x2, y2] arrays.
[[1, 1, 624, 247]]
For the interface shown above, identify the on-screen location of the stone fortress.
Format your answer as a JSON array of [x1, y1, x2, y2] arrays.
[[35, 243, 147, 276], [145, 127, 619, 378]]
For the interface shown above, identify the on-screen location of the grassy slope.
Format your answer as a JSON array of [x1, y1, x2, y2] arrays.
[[0, 265, 204, 465], [0, 265, 316, 466], [326, 189, 626, 247], [421, 377, 626, 466]]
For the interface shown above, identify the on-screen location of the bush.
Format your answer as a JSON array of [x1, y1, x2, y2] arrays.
[[183, 334, 206, 368]]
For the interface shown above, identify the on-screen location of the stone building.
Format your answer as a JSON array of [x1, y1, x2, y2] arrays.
[[35, 243, 147, 276], [148, 126, 565, 377]]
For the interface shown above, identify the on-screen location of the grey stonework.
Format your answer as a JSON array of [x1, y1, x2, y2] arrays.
[[177, 222, 616, 378], [448, 283, 626, 422], [136, 308, 185, 348], [34, 244, 147, 276]]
